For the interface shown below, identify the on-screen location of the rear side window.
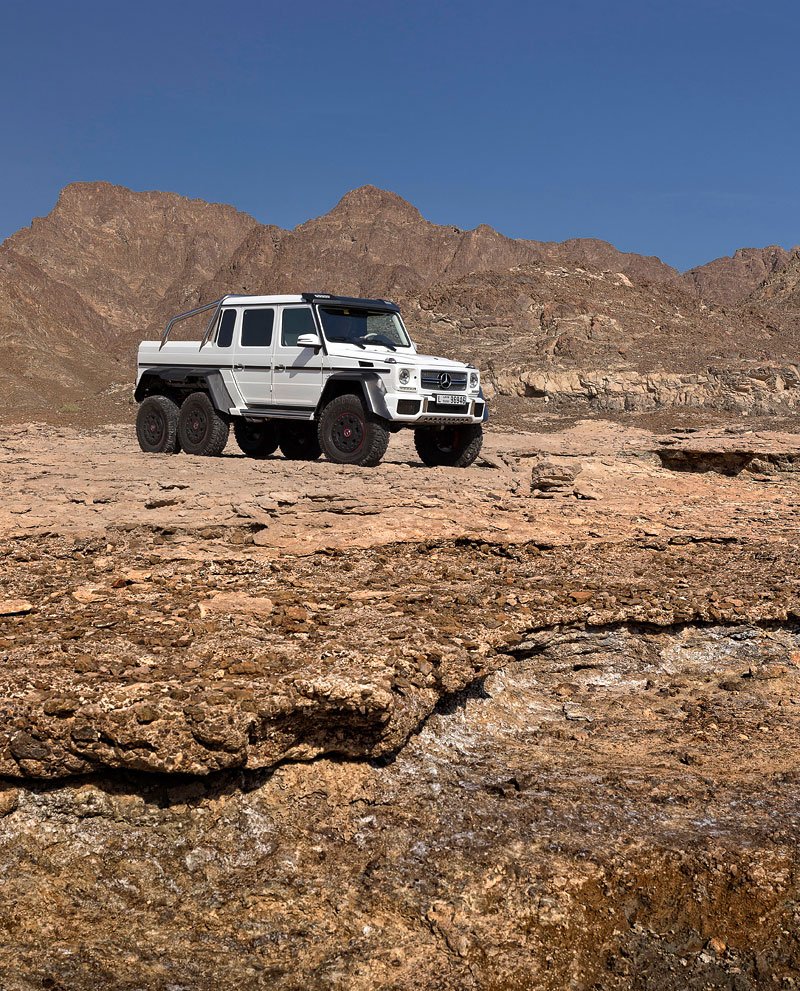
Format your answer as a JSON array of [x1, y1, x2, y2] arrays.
[[216, 309, 236, 348], [282, 307, 316, 347], [241, 308, 274, 348]]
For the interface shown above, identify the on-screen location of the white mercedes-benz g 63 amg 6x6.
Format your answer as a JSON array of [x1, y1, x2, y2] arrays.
[[135, 293, 487, 468]]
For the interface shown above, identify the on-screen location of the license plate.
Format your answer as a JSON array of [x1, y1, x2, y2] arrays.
[[435, 393, 468, 405]]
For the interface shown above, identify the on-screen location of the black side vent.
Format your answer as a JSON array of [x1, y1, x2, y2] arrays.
[[358, 360, 374, 368]]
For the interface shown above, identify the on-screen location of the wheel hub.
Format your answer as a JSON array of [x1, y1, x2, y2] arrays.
[[186, 410, 207, 444], [332, 413, 364, 454], [145, 412, 164, 441]]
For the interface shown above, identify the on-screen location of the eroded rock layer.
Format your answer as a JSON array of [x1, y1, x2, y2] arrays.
[[1, 421, 799, 988]]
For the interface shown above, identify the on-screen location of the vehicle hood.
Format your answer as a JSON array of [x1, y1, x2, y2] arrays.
[[326, 344, 472, 370]]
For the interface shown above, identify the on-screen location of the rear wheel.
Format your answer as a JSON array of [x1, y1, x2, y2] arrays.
[[136, 395, 180, 454], [177, 391, 229, 456], [278, 423, 322, 461], [318, 394, 390, 467], [414, 424, 483, 468], [234, 420, 279, 459]]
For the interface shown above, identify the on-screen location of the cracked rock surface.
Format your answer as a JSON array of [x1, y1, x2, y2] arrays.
[[1, 419, 800, 988]]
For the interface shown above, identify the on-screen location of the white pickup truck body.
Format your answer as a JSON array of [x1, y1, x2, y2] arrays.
[[135, 293, 486, 468]]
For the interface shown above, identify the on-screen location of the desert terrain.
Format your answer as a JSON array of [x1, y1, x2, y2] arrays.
[[1, 418, 800, 989], [1, 183, 800, 988]]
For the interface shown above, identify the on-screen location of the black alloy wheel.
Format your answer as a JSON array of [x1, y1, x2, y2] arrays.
[[318, 394, 390, 467], [330, 409, 365, 456], [234, 420, 279, 459], [278, 423, 322, 461], [413, 423, 483, 468], [177, 392, 230, 456], [135, 395, 180, 454]]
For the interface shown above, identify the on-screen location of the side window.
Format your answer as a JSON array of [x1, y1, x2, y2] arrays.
[[216, 308, 236, 348], [281, 307, 316, 347], [241, 308, 274, 348]]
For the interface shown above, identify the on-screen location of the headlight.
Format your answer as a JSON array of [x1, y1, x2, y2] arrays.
[[469, 372, 479, 388], [399, 368, 411, 385]]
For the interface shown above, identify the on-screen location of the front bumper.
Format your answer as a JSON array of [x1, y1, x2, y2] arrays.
[[385, 388, 488, 424]]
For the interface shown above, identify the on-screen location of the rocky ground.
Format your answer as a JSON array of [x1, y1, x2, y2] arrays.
[[1, 419, 800, 989]]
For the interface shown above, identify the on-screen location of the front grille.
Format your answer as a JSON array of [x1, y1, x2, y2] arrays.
[[421, 369, 468, 391]]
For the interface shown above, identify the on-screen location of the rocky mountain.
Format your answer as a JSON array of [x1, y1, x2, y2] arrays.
[[0, 182, 258, 414], [0, 181, 797, 422], [408, 266, 796, 416], [196, 185, 679, 305], [684, 245, 794, 307], [196, 187, 798, 418], [749, 247, 800, 313]]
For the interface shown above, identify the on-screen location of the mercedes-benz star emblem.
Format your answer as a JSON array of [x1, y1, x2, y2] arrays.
[[438, 372, 452, 389]]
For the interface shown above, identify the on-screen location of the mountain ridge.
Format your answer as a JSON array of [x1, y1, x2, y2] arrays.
[[0, 181, 797, 421]]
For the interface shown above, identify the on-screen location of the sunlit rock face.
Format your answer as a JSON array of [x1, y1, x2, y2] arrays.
[[2, 181, 798, 425], [1, 419, 800, 987]]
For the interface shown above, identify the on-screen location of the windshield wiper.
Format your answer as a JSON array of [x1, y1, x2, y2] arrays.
[[355, 336, 397, 351]]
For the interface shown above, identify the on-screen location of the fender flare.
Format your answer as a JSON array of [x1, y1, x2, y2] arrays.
[[134, 367, 234, 414], [317, 372, 391, 420]]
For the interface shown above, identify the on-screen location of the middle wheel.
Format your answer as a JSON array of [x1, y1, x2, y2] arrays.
[[177, 391, 229, 456], [318, 393, 390, 467], [234, 420, 279, 459], [278, 423, 322, 461]]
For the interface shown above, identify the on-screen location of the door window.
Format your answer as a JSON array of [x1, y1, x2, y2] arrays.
[[241, 308, 274, 348], [281, 307, 316, 347], [216, 309, 236, 348]]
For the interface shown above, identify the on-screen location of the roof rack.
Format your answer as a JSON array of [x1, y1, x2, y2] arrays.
[[301, 293, 400, 310], [159, 293, 401, 350], [159, 298, 224, 350]]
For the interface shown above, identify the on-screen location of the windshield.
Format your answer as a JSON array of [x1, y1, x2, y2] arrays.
[[318, 306, 411, 349]]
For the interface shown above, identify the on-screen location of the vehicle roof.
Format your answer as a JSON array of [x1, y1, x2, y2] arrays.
[[221, 292, 400, 311], [222, 294, 305, 304]]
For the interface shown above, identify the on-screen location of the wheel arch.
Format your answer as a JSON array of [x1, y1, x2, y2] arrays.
[[316, 372, 391, 420], [134, 367, 233, 415]]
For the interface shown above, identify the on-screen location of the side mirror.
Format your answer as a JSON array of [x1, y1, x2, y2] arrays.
[[297, 333, 322, 349]]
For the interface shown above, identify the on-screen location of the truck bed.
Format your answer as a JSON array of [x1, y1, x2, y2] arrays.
[[137, 341, 211, 367]]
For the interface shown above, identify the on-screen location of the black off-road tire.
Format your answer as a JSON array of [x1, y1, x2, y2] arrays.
[[278, 423, 322, 461], [234, 420, 279, 459], [318, 394, 390, 467], [136, 395, 181, 454], [177, 391, 229, 456], [414, 423, 483, 468]]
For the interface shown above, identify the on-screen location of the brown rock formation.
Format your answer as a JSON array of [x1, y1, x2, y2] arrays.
[[0, 182, 258, 415], [198, 184, 679, 305], [1, 420, 800, 987], [748, 247, 800, 326], [1, 181, 798, 424], [684, 245, 794, 306]]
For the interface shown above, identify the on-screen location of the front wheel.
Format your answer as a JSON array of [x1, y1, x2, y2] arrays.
[[414, 424, 483, 468], [136, 395, 181, 454], [234, 420, 279, 459], [318, 394, 390, 467], [177, 392, 230, 456], [278, 423, 322, 461]]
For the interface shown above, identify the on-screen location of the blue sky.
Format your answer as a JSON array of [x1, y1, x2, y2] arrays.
[[1, 0, 798, 269]]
